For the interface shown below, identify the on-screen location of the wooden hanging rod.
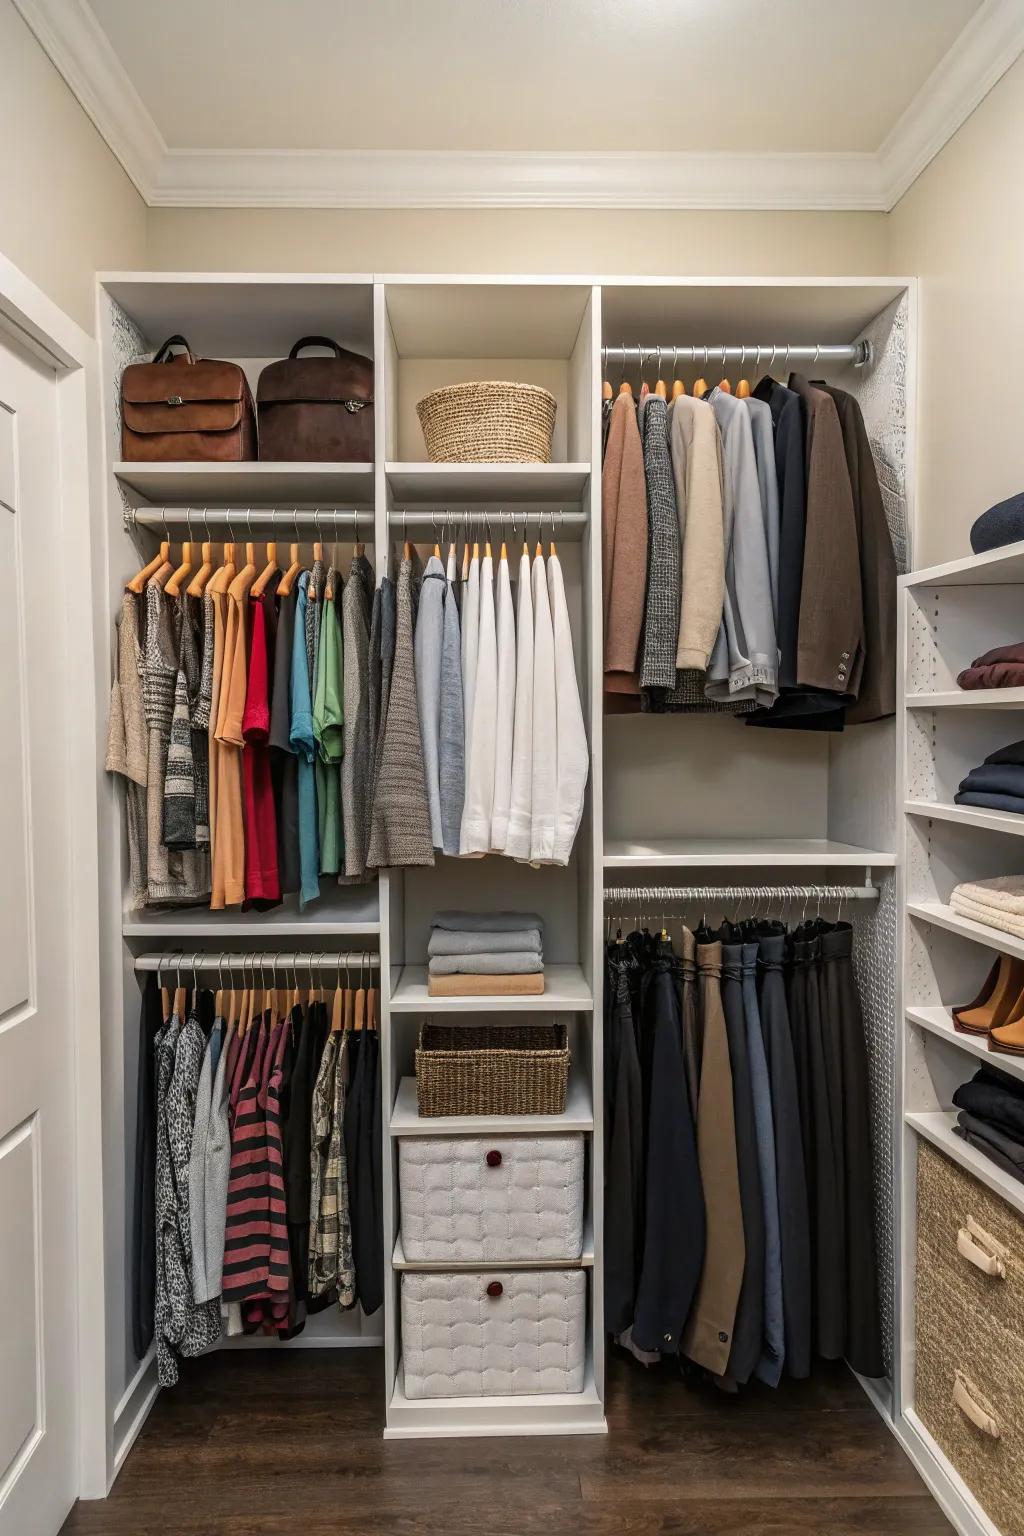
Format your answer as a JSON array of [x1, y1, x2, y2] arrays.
[[604, 882, 879, 904]]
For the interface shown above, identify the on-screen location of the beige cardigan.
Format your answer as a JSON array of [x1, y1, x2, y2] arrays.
[[601, 392, 647, 695], [669, 395, 727, 673]]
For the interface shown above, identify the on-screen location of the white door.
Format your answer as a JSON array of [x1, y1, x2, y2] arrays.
[[0, 328, 77, 1535]]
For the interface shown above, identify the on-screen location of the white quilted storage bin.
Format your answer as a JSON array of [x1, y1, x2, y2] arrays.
[[398, 1133, 585, 1262], [401, 1269, 587, 1398]]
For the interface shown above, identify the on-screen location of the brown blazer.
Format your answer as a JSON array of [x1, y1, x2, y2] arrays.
[[817, 384, 897, 723], [601, 392, 647, 698], [789, 374, 863, 698]]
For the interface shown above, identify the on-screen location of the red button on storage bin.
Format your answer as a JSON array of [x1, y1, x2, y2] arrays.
[[486, 1281, 503, 1298], [486, 1149, 502, 1168]]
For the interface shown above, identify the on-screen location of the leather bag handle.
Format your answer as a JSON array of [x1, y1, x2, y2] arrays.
[[152, 334, 195, 365], [957, 1217, 1008, 1278], [953, 1370, 1000, 1439], [289, 335, 344, 359]]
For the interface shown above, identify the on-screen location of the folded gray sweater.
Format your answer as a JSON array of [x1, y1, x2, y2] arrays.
[[428, 927, 543, 957], [432, 909, 545, 934], [428, 951, 545, 976]]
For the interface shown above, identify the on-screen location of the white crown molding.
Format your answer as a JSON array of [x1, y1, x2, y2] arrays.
[[150, 148, 885, 210], [12, 0, 165, 199], [878, 0, 1024, 207], [13, 0, 1024, 211]]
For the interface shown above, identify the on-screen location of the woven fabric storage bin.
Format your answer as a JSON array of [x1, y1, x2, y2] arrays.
[[915, 1141, 1024, 1535], [416, 381, 556, 463], [398, 1133, 585, 1262], [401, 1268, 586, 1398], [415, 1022, 569, 1117]]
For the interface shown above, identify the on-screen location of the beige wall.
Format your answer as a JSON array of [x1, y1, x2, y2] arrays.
[[889, 54, 1024, 568], [146, 207, 889, 278], [0, 0, 146, 334]]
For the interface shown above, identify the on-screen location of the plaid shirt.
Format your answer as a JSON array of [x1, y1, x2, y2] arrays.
[[308, 1030, 340, 1298]]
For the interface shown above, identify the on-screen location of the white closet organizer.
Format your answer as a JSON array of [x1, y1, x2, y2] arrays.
[[898, 543, 1024, 1536], [93, 274, 912, 1462]]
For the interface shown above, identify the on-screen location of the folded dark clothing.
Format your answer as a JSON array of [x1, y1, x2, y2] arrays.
[[952, 1074, 1024, 1140], [983, 739, 1024, 767], [955, 1114, 1024, 1186], [967, 641, 1024, 669], [958, 663, 1024, 691], [957, 1109, 1024, 1167], [972, 1064, 1024, 1099], [954, 791, 1024, 815], [957, 762, 1024, 798]]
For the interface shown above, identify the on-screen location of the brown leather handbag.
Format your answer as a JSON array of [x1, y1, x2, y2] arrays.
[[120, 335, 256, 462], [256, 337, 374, 462]]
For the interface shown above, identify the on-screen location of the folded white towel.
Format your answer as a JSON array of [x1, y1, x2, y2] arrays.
[[952, 874, 1024, 917], [951, 891, 1024, 941]]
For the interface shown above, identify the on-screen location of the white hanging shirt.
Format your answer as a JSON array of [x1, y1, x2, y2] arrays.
[[547, 550, 589, 866], [461, 550, 480, 754], [529, 550, 557, 864], [460, 551, 497, 856], [490, 549, 517, 851], [505, 546, 535, 861]]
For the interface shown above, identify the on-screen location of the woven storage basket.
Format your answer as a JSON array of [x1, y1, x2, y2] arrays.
[[415, 1022, 569, 1117], [416, 381, 556, 463]]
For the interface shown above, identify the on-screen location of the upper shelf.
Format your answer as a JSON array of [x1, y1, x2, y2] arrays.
[[122, 887, 380, 938], [602, 837, 897, 868], [115, 461, 375, 504], [390, 963, 593, 1013], [390, 1072, 593, 1136], [902, 539, 1024, 589], [385, 462, 589, 503]]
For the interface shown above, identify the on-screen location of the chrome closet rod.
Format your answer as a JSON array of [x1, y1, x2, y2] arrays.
[[387, 509, 587, 525], [602, 340, 872, 370], [133, 950, 380, 972], [125, 508, 365, 530], [603, 883, 879, 904]]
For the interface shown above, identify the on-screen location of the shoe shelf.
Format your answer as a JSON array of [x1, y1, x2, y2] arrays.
[[906, 1004, 1024, 1085]]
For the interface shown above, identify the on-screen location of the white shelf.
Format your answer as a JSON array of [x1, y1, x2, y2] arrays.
[[602, 836, 896, 868], [907, 689, 1024, 710], [390, 963, 592, 1013], [389, 1073, 594, 1137], [905, 800, 1024, 837], [122, 889, 380, 938], [906, 1110, 1024, 1219], [392, 1223, 594, 1272], [114, 460, 374, 503], [901, 539, 1024, 590], [906, 1004, 1024, 1084], [907, 900, 1024, 962], [385, 1359, 605, 1439], [385, 462, 589, 502]]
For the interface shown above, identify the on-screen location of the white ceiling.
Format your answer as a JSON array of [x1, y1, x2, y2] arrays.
[[88, 0, 979, 154], [13, 0, 1024, 208]]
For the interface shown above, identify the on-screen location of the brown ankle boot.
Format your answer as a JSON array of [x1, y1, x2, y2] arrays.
[[954, 955, 1024, 1036]]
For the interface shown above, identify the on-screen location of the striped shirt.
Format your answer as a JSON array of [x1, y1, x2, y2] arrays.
[[221, 1018, 291, 1308]]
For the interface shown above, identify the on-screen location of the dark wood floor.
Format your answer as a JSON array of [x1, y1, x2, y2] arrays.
[[60, 1347, 951, 1535]]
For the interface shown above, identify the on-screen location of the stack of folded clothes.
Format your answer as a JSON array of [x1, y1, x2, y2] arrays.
[[427, 910, 545, 997], [950, 875, 1024, 940], [954, 738, 1024, 815], [958, 641, 1024, 690], [952, 1065, 1024, 1185]]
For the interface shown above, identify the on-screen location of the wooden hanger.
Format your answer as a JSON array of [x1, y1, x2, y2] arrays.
[[671, 379, 686, 399], [354, 986, 366, 1032], [346, 986, 357, 1033], [653, 349, 667, 399], [736, 377, 751, 398], [277, 539, 302, 598], [165, 541, 193, 598], [499, 540, 507, 563], [208, 541, 237, 597], [186, 540, 214, 597], [692, 376, 708, 399], [331, 979, 344, 1033], [618, 380, 633, 397], [461, 540, 470, 582], [227, 531, 257, 602], [127, 534, 170, 593], [367, 987, 378, 1032], [601, 379, 613, 400], [718, 377, 732, 394], [251, 541, 279, 599]]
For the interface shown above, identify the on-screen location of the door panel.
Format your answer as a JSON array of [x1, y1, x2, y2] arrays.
[[0, 333, 76, 1536]]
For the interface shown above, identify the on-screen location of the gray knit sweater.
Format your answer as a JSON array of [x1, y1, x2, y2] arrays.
[[367, 558, 435, 868], [341, 552, 374, 881], [638, 394, 681, 690]]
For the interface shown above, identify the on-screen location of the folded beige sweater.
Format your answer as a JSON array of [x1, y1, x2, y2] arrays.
[[951, 891, 1024, 940], [952, 874, 1024, 916]]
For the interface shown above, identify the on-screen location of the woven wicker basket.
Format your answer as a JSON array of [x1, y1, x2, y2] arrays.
[[415, 1022, 570, 1117], [416, 381, 556, 463]]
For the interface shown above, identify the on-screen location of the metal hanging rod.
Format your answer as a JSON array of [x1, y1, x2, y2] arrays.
[[603, 882, 878, 904], [387, 509, 587, 526], [125, 507, 365, 531], [133, 950, 380, 972], [602, 340, 872, 372]]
